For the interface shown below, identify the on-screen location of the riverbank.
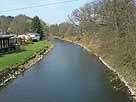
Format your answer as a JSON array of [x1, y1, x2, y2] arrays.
[[55, 36, 136, 101], [0, 41, 54, 87]]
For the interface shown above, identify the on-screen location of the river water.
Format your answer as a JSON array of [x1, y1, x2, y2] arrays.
[[0, 39, 131, 102]]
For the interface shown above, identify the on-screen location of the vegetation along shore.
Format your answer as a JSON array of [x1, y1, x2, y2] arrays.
[[55, 36, 136, 101], [49, 0, 136, 101], [0, 15, 54, 87], [0, 40, 53, 87]]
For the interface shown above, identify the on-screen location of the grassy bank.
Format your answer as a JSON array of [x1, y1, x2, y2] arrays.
[[0, 41, 50, 71]]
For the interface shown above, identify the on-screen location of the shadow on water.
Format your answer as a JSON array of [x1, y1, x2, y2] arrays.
[[0, 39, 132, 102]]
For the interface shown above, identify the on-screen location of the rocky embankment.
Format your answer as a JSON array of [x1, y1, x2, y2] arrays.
[[0, 44, 53, 87]]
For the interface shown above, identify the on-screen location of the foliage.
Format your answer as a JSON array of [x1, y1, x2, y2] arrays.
[[49, 22, 75, 36], [59, 22, 74, 35], [61, 0, 136, 90], [8, 15, 32, 34], [31, 16, 43, 39], [8, 21, 17, 34], [49, 24, 59, 36], [0, 16, 13, 34], [0, 15, 46, 36], [62, 0, 136, 70]]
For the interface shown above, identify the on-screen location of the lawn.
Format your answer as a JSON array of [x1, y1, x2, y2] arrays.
[[0, 41, 49, 71]]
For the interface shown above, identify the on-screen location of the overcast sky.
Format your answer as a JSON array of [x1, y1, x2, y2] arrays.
[[1, 0, 93, 24]]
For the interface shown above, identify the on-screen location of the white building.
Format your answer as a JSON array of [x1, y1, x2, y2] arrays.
[[27, 33, 40, 41]]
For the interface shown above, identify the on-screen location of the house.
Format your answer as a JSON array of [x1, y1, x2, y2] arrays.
[[0, 35, 19, 53], [27, 33, 40, 41], [18, 33, 40, 43]]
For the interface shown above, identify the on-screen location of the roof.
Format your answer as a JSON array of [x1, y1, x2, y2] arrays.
[[0, 35, 14, 39]]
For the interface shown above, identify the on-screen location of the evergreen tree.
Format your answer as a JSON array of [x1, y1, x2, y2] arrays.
[[31, 16, 43, 39]]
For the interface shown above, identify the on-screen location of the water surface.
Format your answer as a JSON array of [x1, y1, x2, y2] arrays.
[[0, 39, 131, 102]]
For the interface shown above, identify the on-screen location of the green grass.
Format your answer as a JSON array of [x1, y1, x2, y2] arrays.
[[0, 41, 49, 71]]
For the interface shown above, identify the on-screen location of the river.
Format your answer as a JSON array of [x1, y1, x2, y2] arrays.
[[0, 39, 131, 102]]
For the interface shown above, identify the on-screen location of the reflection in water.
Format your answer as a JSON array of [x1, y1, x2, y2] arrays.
[[0, 39, 131, 102]]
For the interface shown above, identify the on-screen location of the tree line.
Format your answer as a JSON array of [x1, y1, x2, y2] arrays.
[[50, 0, 136, 70], [0, 15, 48, 39], [1, 0, 136, 70]]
